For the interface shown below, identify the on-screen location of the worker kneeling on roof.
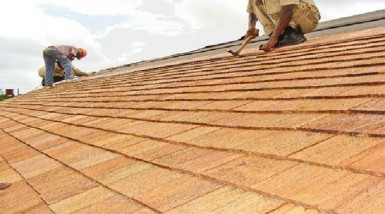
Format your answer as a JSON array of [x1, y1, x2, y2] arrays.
[[42, 45, 87, 87], [246, 0, 321, 52], [38, 64, 91, 86]]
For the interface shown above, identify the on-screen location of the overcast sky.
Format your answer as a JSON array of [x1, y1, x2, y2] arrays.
[[1, 0, 385, 94]]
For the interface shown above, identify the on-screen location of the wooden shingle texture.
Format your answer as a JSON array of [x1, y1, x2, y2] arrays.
[[1, 26, 385, 213]]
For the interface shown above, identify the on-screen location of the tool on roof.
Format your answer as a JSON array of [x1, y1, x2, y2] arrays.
[[227, 29, 259, 57]]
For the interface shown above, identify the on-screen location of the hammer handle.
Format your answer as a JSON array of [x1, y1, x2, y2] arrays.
[[236, 35, 254, 53]]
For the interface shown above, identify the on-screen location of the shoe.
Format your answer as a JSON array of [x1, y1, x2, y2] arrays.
[[54, 79, 66, 85], [277, 27, 307, 47], [55, 78, 76, 85], [0, 183, 11, 190], [44, 85, 56, 89]]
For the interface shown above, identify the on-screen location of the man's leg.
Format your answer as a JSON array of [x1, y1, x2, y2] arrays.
[[275, 2, 319, 48], [43, 48, 56, 87], [252, 4, 276, 36], [63, 61, 73, 80], [54, 54, 73, 80], [270, 3, 320, 48], [290, 3, 320, 34], [47, 47, 73, 81]]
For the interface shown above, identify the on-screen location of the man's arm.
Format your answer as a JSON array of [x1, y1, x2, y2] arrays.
[[246, 13, 259, 39], [73, 67, 89, 77], [261, 4, 295, 52], [67, 54, 76, 61], [249, 13, 257, 28]]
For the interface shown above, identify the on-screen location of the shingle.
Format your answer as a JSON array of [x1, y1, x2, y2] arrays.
[[119, 139, 186, 161], [337, 180, 385, 213], [127, 109, 169, 120], [302, 114, 385, 134], [24, 203, 55, 214], [253, 164, 380, 211], [72, 195, 145, 214], [26, 133, 70, 151], [107, 166, 182, 198], [103, 135, 149, 150], [158, 111, 237, 124], [12, 154, 61, 178], [204, 156, 297, 187], [120, 121, 197, 138], [2, 144, 41, 164], [342, 142, 385, 174], [153, 147, 214, 169], [49, 187, 115, 214], [134, 175, 222, 212], [28, 166, 98, 204], [267, 203, 320, 214], [289, 135, 384, 166], [0, 161, 51, 213], [175, 150, 243, 173], [97, 162, 152, 185], [239, 131, 333, 156], [237, 98, 371, 111], [166, 126, 221, 142], [81, 156, 136, 179], [0, 163, 23, 183], [0, 181, 49, 213], [167, 186, 284, 214], [213, 113, 294, 128], [172, 128, 269, 149]]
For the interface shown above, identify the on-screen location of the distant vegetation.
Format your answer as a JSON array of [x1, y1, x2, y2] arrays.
[[0, 89, 16, 101], [0, 95, 9, 101]]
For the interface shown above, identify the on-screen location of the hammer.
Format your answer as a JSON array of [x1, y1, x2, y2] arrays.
[[227, 29, 259, 56]]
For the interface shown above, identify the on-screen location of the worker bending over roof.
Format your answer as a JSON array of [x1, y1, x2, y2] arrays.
[[43, 45, 87, 87], [38, 64, 91, 86], [246, 0, 321, 52]]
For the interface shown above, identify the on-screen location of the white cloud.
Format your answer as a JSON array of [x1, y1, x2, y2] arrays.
[[174, 0, 246, 30], [132, 42, 146, 48], [318, 1, 385, 21], [36, 0, 142, 16]]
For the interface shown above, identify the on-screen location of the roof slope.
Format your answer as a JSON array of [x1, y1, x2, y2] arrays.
[[1, 20, 385, 213]]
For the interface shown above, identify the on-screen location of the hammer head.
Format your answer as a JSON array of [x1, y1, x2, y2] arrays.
[[227, 49, 239, 57]]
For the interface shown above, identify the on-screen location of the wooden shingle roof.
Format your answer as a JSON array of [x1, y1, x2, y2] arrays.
[[1, 16, 385, 213]]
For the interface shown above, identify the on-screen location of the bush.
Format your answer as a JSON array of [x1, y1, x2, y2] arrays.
[[0, 95, 7, 101]]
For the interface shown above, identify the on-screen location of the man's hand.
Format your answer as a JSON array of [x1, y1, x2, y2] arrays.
[[260, 36, 279, 52], [68, 54, 75, 61], [245, 27, 259, 39]]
